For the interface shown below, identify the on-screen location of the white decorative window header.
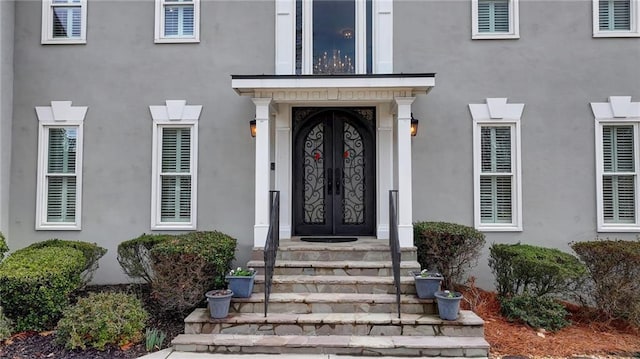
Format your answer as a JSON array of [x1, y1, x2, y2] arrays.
[[35, 101, 88, 125], [591, 96, 640, 119], [149, 100, 202, 123], [469, 98, 525, 121]]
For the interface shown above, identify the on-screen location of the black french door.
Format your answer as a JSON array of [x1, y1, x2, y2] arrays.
[[292, 108, 375, 236]]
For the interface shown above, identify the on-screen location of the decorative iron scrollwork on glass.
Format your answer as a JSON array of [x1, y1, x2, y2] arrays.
[[303, 123, 326, 224], [341, 122, 365, 224]]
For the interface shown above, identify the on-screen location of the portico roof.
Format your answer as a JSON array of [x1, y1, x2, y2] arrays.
[[231, 73, 436, 100]]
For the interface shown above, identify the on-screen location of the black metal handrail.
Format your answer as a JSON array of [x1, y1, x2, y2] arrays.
[[264, 190, 280, 317], [389, 190, 401, 319]]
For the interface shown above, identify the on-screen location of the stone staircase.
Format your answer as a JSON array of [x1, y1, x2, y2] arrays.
[[171, 238, 490, 357]]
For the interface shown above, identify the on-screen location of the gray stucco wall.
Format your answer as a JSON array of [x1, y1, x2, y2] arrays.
[[396, 0, 640, 288], [10, 0, 640, 288], [12, 0, 274, 283], [0, 0, 14, 240]]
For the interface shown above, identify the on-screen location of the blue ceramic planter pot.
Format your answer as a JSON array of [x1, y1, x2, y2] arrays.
[[205, 290, 233, 319], [411, 271, 443, 299], [434, 290, 463, 321], [226, 272, 256, 298]]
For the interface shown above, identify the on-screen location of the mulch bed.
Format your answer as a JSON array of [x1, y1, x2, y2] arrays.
[[0, 284, 185, 359]]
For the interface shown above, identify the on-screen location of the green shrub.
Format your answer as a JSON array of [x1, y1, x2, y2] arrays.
[[26, 239, 107, 285], [571, 239, 640, 326], [150, 231, 236, 314], [57, 292, 148, 350], [117, 234, 172, 284], [0, 232, 8, 262], [413, 221, 485, 290], [489, 243, 587, 298], [500, 294, 570, 331], [0, 246, 85, 331], [0, 307, 13, 341]]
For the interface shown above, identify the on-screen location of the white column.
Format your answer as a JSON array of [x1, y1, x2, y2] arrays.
[[377, 104, 393, 239], [394, 97, 415, 247], [275, 104, 292, 239], [253, 98, 272, 247]]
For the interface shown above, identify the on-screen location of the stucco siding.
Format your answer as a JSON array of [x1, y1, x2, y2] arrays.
[[0, 0, 14, 241]]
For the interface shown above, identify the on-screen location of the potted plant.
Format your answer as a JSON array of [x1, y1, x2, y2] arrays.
[[226, 267, 256, 298], [434, 290, 463, 321], [410, 269, 443, 299], [205, 289, 233, 319]]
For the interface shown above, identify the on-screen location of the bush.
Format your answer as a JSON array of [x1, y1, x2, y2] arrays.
[[57, 292, 148, 350], [0, 246, 85, 331], [117, 234, 172, 284], [413, 221, 485, 290], [25, 239, 107, 285], [0, 307, 13, 341], [0, 232, 8, 262], [500, 294, 570, 331], [489, 243, 587, 298], [571, 239, 640, 326], [150, 231, 236, 314]]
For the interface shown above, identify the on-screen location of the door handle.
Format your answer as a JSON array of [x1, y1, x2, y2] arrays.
[[327, 168, 333, 195], [335, 168, 341, 195]]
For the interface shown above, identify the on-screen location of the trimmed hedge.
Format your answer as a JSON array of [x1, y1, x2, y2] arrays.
[[489, 243, 587, 298], [117, 234, 172, 284], [25, 239, 107, 285], [413, 221, 485, 290], [0, 246, 86, 331], [149, 231, 237, 314], [57, 292, 148, 350], [571, 239, 640, 326], [500, 294, 570, 331], [0, 232, 8, 261]]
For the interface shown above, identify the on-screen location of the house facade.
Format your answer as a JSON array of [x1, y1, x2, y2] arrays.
[[0, 0, 639, 289]]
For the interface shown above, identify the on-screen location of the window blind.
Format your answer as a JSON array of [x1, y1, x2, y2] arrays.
[[164, 0, 195, 37], [599, 0, 631, 31], [46, 128, 77, 222], [602, 125, 636, 223], [480, 126, 513, 223], [160, 127, 191, 222], [478, 0, 510, 33]]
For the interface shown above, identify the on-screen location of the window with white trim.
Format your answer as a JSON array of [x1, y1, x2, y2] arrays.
[[593, 0, 640, 37], [154, 0, 200, 43], [149, 100, 201, 230], [35, 101, 87, 230], [470, 98, 524, 231], [472, 0, 519, 39], [41, 0, 87, 44], [592, 96, 640, 231]]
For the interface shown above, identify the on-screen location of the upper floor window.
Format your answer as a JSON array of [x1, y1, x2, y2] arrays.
[[592, 96, 640, 231], [593, 0, 640, 37], [35, 101, 87, 230], [149, 100, 201, 230], [472, 0, 519, 39], [41, 0, 87, 44], [155, 0, 200, 43], [470, 98, 524, 231], [296, 0, 372, 74]]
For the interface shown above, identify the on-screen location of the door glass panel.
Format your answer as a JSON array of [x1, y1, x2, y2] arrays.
[[313, 0, 355, 74], [303, 123, 326, 224], [342, 122, 365, 224]]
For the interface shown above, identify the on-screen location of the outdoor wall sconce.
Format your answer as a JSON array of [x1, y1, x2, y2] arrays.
[[249, 119, 257, 137], [410, 114, 419, 137]]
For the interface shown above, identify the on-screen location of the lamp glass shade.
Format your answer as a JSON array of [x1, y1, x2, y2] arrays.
[[250, 119, 257, 137]]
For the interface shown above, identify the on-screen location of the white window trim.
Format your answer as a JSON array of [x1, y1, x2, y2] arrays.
[[41, 0, 87, 44], [593, 0, 640, 37], [471, 0, 520, 40], [149, 100, 201, 230], [35, 101, 87, 230], [470, 98, 524, 231], [592, 96, 640, 232], [154, 0, 200, 44]]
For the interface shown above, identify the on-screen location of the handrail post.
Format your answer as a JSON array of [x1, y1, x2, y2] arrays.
[[389, 190, 401, 319], [264, 190, 280, 317]]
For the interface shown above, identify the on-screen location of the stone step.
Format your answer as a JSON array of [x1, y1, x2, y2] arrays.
[[253, 275, 417, 295], [251, 241, 418, 262], [228, 292, 435, 314], [172, 333, 490, 357], [185, 309, 484, 337], [247, 260, 421, 276]]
